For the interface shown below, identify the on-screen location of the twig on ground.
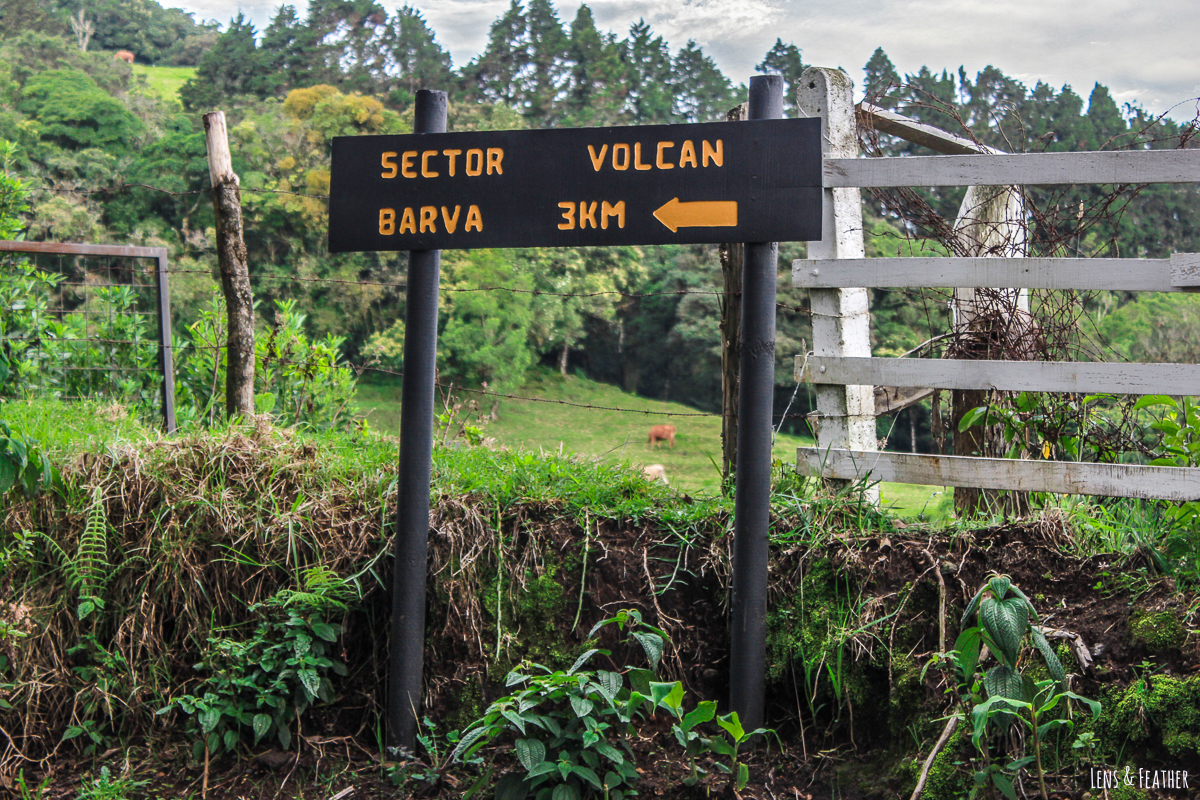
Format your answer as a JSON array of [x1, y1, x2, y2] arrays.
[[908, 715, 960, 800]]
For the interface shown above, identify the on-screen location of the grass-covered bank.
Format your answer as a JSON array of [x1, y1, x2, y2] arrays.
[[355, 370, 949, 518], [2, 402, 1199, 799]]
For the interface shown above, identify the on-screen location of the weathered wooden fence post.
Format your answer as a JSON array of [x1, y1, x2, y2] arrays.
[[796, 69, 876, 489], [719, 101, 749, 491], [389, 88, 448, 754], [949, 184, 1030, 514], [203, 110, 255, 418], [153, 249, 177, 433], [728, 74, 782, 731]]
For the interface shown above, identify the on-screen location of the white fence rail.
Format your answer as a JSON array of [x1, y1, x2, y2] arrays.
[[798, 450, 1200, 501], [825, 149, 1200, 188], [796, 98, 1200, 500], [794, 254, 1200, 291]]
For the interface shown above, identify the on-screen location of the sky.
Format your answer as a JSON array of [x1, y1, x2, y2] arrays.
[[184, 0, 1200, 123]]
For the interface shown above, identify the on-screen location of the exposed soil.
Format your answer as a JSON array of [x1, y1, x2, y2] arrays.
[[4, 438, 1199, 800]]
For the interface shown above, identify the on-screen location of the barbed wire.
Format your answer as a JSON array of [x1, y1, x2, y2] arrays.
[[47, 183, 329, 200]]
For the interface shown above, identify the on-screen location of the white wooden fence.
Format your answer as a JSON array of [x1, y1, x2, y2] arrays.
[[794, 67, 1200, 501]]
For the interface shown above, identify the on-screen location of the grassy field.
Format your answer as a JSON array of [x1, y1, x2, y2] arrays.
[[355, 370, 951, 517], [130, 64, 195, 106]]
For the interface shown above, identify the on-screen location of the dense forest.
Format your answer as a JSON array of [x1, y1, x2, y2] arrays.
[[1, 0, 1198, 444]]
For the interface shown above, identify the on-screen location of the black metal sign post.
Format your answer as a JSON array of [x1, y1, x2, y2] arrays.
[[328, 87, 820, 749], [729, 75, 783, 730], [387, 89, 447, 753]]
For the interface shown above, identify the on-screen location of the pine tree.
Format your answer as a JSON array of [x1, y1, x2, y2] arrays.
[[522, 0, 567, 123], [623, 19, 674, 124], [464, 0, 528, 107], [384, 5, 453, 108], [755, 38, 804, 115], [305, 0, 391, 94], [1086, 83, 1126, 148], [563, 4, 625, 126], [673, 40, 734, 122], [259, 5, 318, 96], [179, 13, 265, 110], [862, 47, 899, 106]]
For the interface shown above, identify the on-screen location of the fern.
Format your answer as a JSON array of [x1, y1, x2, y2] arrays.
[[47, 486, 111, 621]]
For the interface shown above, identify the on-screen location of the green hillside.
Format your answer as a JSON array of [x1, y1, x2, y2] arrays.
[[130, 64, 195, 106]]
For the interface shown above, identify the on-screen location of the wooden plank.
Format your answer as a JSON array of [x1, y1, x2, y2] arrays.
[[825, 149, 1200, 188], [856, 103, 998, 156], [873, 385, 935, 415], [797, 448, 1200, 501], [793, 255, 1196, 292], [0, 240, 167, 259], [802, 356, 1200, 396], [1171, 252, 1200, 287]]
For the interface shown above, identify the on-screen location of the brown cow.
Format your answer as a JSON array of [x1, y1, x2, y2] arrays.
[[647, 424, 675, 450], [114, 51, 135, 64]]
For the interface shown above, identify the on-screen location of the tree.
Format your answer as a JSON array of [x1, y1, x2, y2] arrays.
[[0, 139, 31, 240], [258, 5, 319, 96], [179, 14, 266, 110], [464, 0, 528, 107], [673, 40, 734, 123], [862, 47, 899, 106], [86, 0, 216, 64], [623, 19, 674, 123], [522, 0, 567, 122], [561, 4, 624, 126], [1086, 83, 1126, 148], [527, 246, 643, 377], [383, 5, 453, 108], [305, 0, 391, 94], [756, 39, 804, 115], [439, 248, 537, 390], [18, 68, 145, 152]]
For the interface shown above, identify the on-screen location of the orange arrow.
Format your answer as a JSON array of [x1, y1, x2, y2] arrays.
[[652, 197, 738, 232]]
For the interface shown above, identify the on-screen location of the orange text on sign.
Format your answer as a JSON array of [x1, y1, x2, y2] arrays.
[[378, 205, 483, 235], [380, 149, 504, 179], [586, 140, 723, 172]]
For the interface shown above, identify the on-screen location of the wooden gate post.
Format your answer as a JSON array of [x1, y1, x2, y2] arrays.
[[950, 185, 1030, 515], [796, 69, 876, 491], [719, 101, 749, 492], [203, 110, 255, 418]]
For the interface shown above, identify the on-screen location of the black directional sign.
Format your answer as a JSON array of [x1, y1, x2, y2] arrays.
[[327, 118, 822, 252]]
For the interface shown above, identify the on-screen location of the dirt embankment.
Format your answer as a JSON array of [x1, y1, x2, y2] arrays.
[[2, 430, 1198, 799]]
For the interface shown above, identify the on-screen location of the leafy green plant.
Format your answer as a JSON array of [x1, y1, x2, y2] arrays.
[[177, 296, 357, 430], [0, 420, 57, 499], [646, 681, 773, 792], [388, 716, 487, 794], [709, 711, 771, 793], [74, 765, 148, 800], [158, 565, 351, 758], [451, 609, 667, 800], [929, 574, 1101, 800], [648, 681, 714, 786]]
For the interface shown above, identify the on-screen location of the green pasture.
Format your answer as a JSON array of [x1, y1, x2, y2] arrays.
[[355, 371, 949, 517], [130, 64, 195, 106]]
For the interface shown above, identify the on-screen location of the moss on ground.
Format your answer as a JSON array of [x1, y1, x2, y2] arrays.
[[1098, 675, 1200, 759], [1128, 609, 1187, 652]]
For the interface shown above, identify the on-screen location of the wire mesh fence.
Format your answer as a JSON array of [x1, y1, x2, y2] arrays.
[[0, 241, 175, 430]]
